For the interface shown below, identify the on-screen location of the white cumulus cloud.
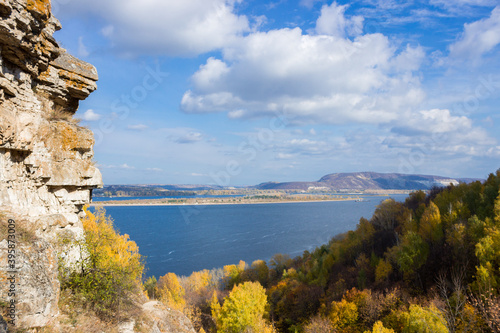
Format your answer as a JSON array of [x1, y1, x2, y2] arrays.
[[449, 6, 500, 60], [181, 25, 425, 125], [80, 109, 101, 121], [386, 109, 497, 157], [58, 0, 249, 56], [315, 2, 364, 37]]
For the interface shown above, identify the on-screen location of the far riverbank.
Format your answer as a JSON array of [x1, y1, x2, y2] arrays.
[[89, 195, 375, 207]]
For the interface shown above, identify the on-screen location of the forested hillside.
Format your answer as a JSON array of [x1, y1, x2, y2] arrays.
[[145, 169, 500, 332]]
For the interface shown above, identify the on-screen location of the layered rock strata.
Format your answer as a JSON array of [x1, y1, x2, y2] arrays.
[[0, 0, 101, 329], [0, 0, 101, 226], [0, 2, 197, 332]]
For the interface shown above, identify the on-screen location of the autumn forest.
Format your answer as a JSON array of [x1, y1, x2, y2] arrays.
[[62, 170, 500, 333]]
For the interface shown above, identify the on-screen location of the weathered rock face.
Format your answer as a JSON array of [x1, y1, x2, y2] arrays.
[[140, 301, 197, 333], [0, 0, 101, 227], [0, 0, 102, 330], [0, 2, 196, 332], [0, 235, 60, 329]]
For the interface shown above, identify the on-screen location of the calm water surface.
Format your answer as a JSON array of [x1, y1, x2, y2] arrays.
[[98, 195, 407, 277]]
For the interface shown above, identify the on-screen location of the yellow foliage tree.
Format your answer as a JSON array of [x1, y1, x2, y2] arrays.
[[401, 304, 448, 333], [211, 281, 273, 333], [375, 258, 393, 284], [329, 299, 358, 330], [82, 206, 143, 280], [158, 272, 186, 310], [60, 206, 144, 317], [419, 201, 443, 243], [364, 321, 395, 333], [474, 194, 500, 290], [185, 269, 214, 297], [455, 303, 485, 333], [223, 260, 247, 289]]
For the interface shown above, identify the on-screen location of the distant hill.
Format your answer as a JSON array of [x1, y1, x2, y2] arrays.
[[98, 172, 480, 194], [255, 172, 479, 191]]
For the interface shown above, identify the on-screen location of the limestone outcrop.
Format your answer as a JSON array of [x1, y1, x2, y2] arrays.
[[0, 0, 101, 330], [0, 1, 197, 332], [0, 0, 101, 226]]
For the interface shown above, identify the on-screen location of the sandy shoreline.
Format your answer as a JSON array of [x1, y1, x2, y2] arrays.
[[89, 197, 363, 207]]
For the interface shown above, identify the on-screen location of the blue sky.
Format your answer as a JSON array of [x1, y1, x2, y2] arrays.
[[53, 0, 500, 185]]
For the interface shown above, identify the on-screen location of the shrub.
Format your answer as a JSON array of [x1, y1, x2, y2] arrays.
[[59, 207, 144, 318]]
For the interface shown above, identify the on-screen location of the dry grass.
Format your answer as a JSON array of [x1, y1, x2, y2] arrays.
[[55, 286, 152, 333], [48, 106, 80, 124], [56, 289, 120, 333], [42, 101, 80, 124], [13, 290, 147, 333]]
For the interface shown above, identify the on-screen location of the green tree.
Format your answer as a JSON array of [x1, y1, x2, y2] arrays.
[[270, 253, 292, 276], [251, 259, 269, 287], [396, 231, 429, 276], [144, 276, 158, 299], [371, 199, 407, 231]]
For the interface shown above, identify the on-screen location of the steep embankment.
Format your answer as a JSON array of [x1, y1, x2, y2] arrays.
[[0, 1, 194, 332]]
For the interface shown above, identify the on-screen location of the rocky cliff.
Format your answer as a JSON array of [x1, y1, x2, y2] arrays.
[[0, 0, 101, 330], [0, 0, 101, 225], [0, 1, 195, 332]]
